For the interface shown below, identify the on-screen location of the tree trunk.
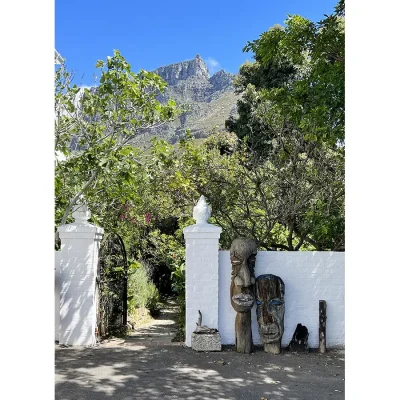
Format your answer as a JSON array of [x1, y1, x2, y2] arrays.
[[319, 300, 327, 353], [235, 312, 253, 354]]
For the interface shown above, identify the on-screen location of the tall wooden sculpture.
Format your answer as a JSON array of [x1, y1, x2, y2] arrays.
[[230, 238, 257, 353], [256, 274, 285, 354]]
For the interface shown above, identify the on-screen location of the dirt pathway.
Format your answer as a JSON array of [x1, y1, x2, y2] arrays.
[[127, 297, 180, 346], [99, 297, 181, 348]]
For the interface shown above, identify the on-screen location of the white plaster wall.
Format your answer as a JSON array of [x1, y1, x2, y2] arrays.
[[55, 251, 61, 342], [184, 224, 221, 347], [218, 251, 344, 348], [58, 225, 103, 346]]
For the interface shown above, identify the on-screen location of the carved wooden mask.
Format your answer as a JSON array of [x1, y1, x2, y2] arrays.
[[230, 238, 257, 313], [256, 274, 285, 344]]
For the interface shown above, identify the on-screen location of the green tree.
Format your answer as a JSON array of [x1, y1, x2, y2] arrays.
[[240, 0, 344, 147], [55, 50, 181, 231], [223, 1, 345, 250]]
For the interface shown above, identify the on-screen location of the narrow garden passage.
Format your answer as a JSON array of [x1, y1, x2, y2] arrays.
[[97, 297, 182, 349], [127, 298, 181, 346]]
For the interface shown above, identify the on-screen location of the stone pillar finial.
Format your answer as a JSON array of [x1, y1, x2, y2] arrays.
[[72, 197, 91, 224], [193, 195, 211, 224]]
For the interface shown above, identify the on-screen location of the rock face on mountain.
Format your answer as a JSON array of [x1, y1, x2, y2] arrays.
[[139, 55, 238, 144], [154, 54, 210, 86]]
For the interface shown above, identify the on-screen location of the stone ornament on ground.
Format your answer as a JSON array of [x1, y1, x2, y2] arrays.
[[256, 274, 285, 354], [230, 238, 257, 354], [191, 310, 221, 352]]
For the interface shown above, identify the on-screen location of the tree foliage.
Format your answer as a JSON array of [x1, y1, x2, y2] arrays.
[[55, 50, 181, 230], [138, 133, 344, 251], [225, 0, 345, 250], [239, 1, 345, 147]]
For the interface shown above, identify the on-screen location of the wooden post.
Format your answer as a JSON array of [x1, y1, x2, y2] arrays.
[[235, 312, 253, 354], [230, 238, 257, 354], [319, 300, 327, 353]]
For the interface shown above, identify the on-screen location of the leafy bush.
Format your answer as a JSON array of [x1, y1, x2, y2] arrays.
[[127, 261, 160, 319]]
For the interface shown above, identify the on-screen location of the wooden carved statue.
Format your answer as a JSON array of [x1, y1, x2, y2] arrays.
[[256, 274, 285, 354], [230, 238, 257, 353]]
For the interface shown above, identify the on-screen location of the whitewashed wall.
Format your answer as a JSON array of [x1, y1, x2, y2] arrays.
[[218, 251, 344, 348], [56, 204, 104, 346], [55, 252, 61, 342], [57, 225, 103, 346], [183, 223, 222, 347]]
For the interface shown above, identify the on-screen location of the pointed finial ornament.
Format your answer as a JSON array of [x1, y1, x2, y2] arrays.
[[193, 195, 211, 224], [71, 195, 91, 224]]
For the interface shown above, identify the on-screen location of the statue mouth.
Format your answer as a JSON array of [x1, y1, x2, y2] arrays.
[[232, 293, 254, 307], [259, 323, 281, 342]]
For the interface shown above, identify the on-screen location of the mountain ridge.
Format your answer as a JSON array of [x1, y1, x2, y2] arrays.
[[138, 54, 238, 144]]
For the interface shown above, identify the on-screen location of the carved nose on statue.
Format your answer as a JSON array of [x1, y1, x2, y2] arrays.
[[241, 265, 252, 287], [234, 276, 244, 287]]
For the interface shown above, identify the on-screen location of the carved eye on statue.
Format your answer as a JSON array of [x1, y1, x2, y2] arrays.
[[268, 299, 283, 311]]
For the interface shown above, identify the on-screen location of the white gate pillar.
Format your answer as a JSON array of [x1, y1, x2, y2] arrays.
[[183, 196, 222, 347], [57, 203, 104, 346]]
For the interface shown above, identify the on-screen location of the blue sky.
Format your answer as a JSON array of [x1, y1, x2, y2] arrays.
[[56, 0, 338, 85]]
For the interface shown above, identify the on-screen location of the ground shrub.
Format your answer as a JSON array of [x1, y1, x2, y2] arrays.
[[128, 262, 161, 324]]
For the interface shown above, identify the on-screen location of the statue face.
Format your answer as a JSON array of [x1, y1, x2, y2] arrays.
[[256, 274, 285, 344], [230, 238, 257, 313]]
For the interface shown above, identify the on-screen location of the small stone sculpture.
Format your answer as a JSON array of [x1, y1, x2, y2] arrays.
[[191, 310, 221, 351], [230, 238, 257, 353], [256, 274, 285, 354], [194, 310, 218, 334]]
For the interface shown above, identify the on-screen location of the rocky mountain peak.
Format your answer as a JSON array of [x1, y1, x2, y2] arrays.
[[209, 70, 235, 91], [143, 56, 238, 145], [153, 55, 210, 86]]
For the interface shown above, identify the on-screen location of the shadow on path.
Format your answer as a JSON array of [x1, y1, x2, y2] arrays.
[[55, 298, 345, 400]]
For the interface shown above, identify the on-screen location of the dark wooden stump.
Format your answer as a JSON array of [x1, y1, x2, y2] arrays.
[[235, 312, 253, 354], [288, 323, 309, 352], [319, 300, 327, 353]]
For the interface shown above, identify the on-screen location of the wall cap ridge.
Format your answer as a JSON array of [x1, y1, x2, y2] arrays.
[[57, 223, 104, 234], [183, 223, 222, 234]]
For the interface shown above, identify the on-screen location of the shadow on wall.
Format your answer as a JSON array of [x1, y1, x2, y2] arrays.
[[57, 243, 98, 345]]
